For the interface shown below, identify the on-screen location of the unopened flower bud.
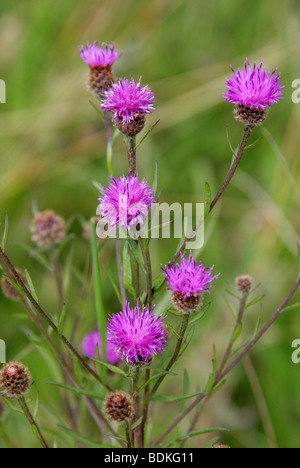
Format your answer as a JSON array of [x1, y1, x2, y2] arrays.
[[1, 269, 27, 301], [171, 291, 203, 314], [31, 210, 65, 247], [236, 275, 253, 294], [234, 104, 267, 127], [0, 362, 32, 399], [104, 390, 134, 423]]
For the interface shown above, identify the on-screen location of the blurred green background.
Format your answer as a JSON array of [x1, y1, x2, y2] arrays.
[[0, 0, 300, 448]]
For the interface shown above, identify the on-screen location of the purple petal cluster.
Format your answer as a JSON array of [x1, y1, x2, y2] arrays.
[[79, 41, 121, 68], [162, 252, 220, 299], [224, 59, 284, 110], [98, 173, 156, 230], [81, 330, 120, 365], [101, 77, 155, 125], [107, 301, 167, 365]]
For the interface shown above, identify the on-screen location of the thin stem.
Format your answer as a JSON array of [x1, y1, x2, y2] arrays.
[[104, 111, 113, 176], [130, 366, 141, 447], [91, 221, 107, 371], [209, 125, 252, 212], [127, 136, 136, 174], [150, 314, 190, 397], [18, 397, 49, 449], [152, 277, 300, 447], [125, 421, 132, 448], [0, 247, 112, 392], [50, 248, 64, 311], [141, 367, 150, 446], [138, 239, 152, 307], [115, 239, 127, 308]]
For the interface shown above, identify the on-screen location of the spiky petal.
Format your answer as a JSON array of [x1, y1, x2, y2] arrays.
[[79, 41, 121, 68], [98, 173, 156, 230], [107, 301, 167, 365], [224, 59, 284, 110], [101, 77, 155, 125], [162, 251, 220, 299]]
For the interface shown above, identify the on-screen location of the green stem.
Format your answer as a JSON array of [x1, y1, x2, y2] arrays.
[[91, 221, 107, 372], [150, 314, 190, 397], [139, 239, 152, 307], [19, 397, 49, 449], [104, 111, 113, 177]]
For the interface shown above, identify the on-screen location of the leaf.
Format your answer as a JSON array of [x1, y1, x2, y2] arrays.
[[1, 212, 9, 250], [231, 323, 242, 344], [152, 272, 167, 300], [136, 120, 160, 148], [122, 243, 137, 298], [210, 379, 226, 398], [246, 295, 265, 309], [24, 269, 39, 302], [282, 303, 300, 314], [57, 303, 67, 336], [44, 381, 105, 400], [204, 183, 211, 219], [58, 425, 112, 448], [225, 297, 238, 320], [33, 392, 40, 419], [152, 160, 159, 196], [90, 358, 127, 376], [189, 302, 211, 325], [149, 391, 205, 403], [130, 416, 144, 430], [89, 100, 104, 122], [128, 240, 145, 272], [138, 370, 177, 393], [166, 427, 228, 447]]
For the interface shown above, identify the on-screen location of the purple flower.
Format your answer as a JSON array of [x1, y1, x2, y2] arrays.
[[98, 173, 156, 230], [101, 77, 155, 125], [107, 301, 167, 365], [79, 41, 121, 68], [162, 252, 220, 299], [81, 330, 120, 365], [224, 59, 284, 110]]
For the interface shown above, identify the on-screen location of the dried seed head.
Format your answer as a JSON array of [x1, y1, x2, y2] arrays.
[[114, 114, 145, 137], [88, 66, 114, 97], [31, 210, 65, 247], [104, 390, 134, 423], [0, 362, 32, 399], [234, 104, 267, 127], [1, 269, 27, 301], [236, 275, 253, 294], [171, 291, 203, 314], [0, 396, 4, 418], [211, 443, 230, 448]]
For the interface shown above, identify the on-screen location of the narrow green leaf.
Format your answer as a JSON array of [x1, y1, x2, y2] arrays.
[[57, 303, 67, 336], [90, 358, 127, 376], [231, 323, 242, 344], [1, 213, 9, 250], [24, 269, 39, 302], [246, 295, 265, 309], [138, 370, 177, 393], [210, 379, 226, 398], [204, 183, 211, 219], [152, 272, 167, 300], [58, 425, 111, 448], [33, 392, 40, 420], [89, 100, 104, 122], [225, 297, 238, 319], [122, 243, 137, 298], [136, 120, 160, 149], [189, 302, 211, 325], [166, 427, 228, 447], [282, 303, 300, 314], [45, 381, 105, 401], [152, 160, 159, 196], [149, 391, 205, 403], [130, 415, 144, 430], [128, 240, 145, 272]]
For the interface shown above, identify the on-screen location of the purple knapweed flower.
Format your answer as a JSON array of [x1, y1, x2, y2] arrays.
[[101, 77, 155, 136], [107, 301, 167, 365], [79, 41, 121, 68], [81, 330, 120, 365], [224, 59, 284, 126], [162, 252, 220, 313], [98, 173, 156, 231]]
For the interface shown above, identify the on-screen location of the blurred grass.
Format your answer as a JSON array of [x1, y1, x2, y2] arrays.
[[0, 0, 300, 448]]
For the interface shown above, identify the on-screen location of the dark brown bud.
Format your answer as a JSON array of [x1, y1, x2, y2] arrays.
[[236, 275, 253, 294], [114, 114, 145, 137], [171, 291, 203, 314], [104, 390, 134, 423], [234, 104, 267, 127], [0, 362, 32, 399], [88, 66, 114, 96]]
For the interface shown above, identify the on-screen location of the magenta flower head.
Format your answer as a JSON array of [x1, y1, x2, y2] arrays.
[[101, 77, 155, 136], [79, 41, 121, 96], [162, 252, 220, 314], [107, 301, 168, 366], [224, 59, 284, 126], [97, 173, 155, 235], [81, 330, 120, 365]]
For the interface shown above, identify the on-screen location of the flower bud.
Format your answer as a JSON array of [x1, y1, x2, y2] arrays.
[[171, 291, 203, 314], [0, 362, 32, 399], [104, 390, 134, 423], [234, 104, 267, 127], [236, 274, 253, 294], [31, 210, 65, 247]]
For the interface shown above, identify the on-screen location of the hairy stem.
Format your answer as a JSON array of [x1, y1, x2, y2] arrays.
[[127, 136, 136, 173]]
